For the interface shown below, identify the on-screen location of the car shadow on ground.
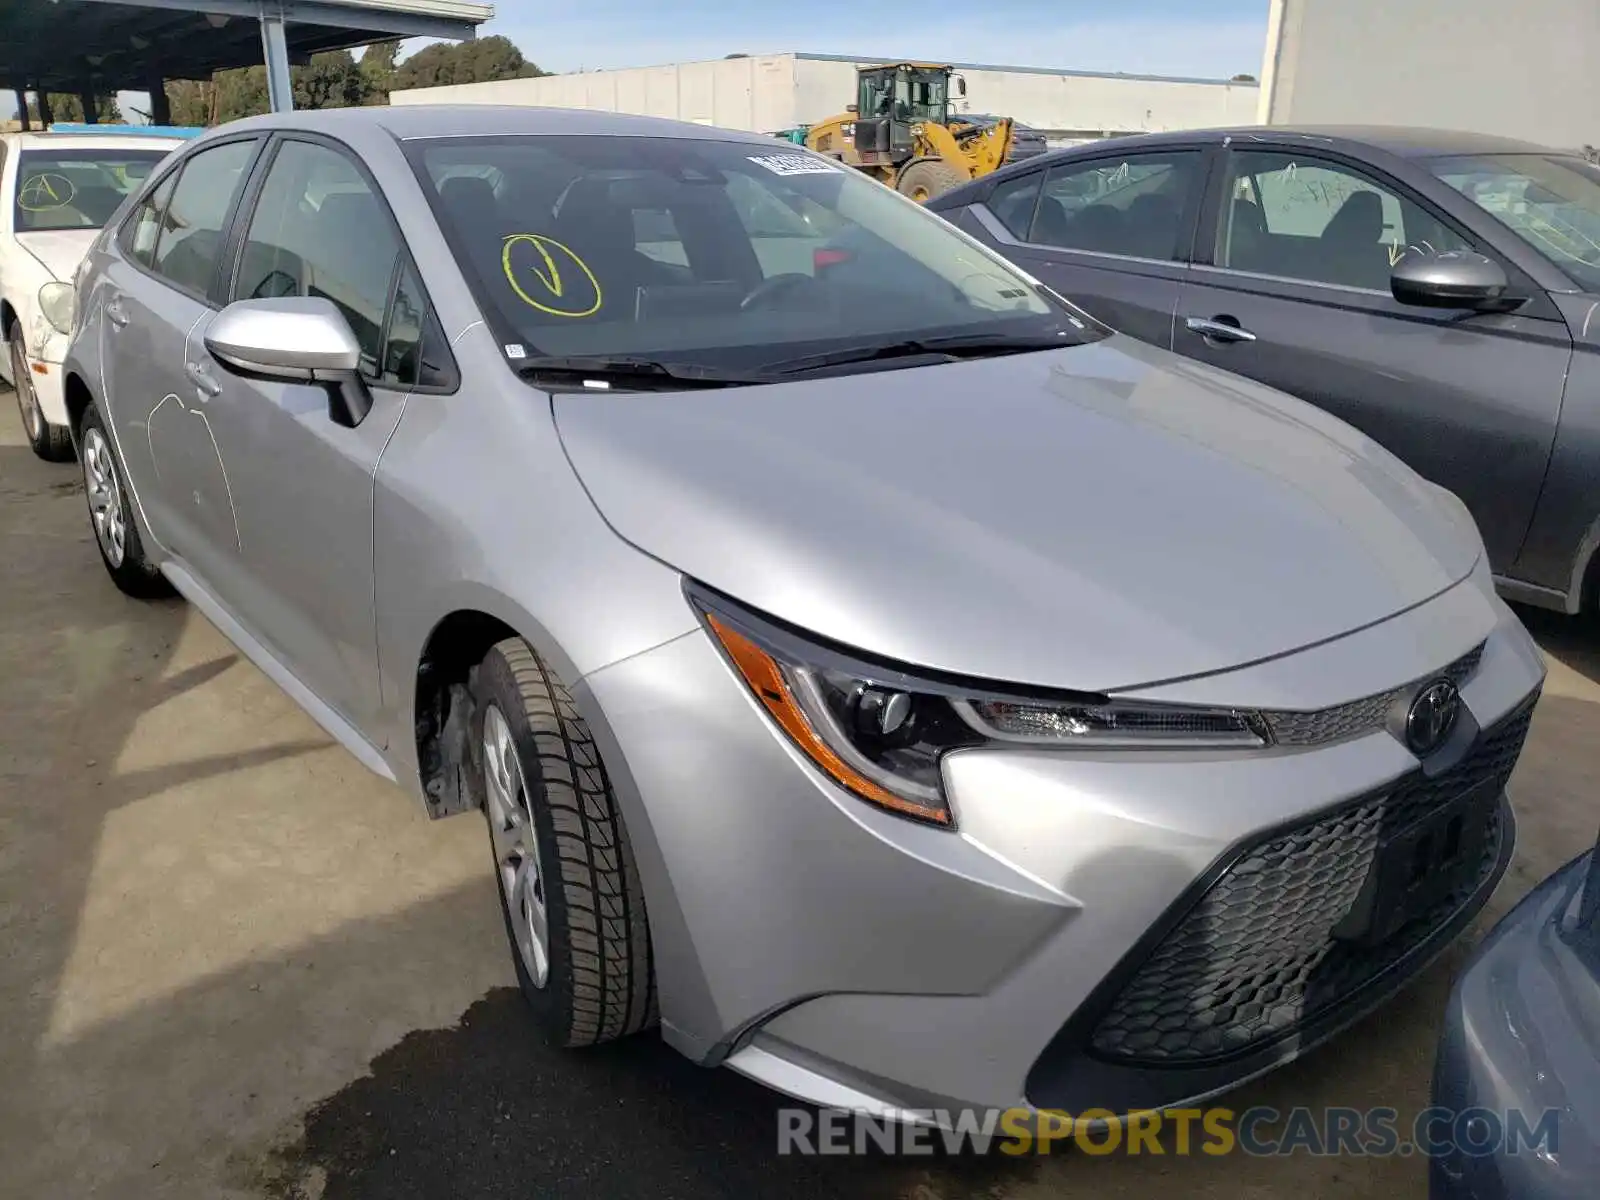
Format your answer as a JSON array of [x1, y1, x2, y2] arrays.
[[1513, 603, 1600, 688]]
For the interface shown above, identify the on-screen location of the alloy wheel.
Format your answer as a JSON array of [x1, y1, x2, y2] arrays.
[[483, 703, 551, 987], [81, 427, 127, 569]]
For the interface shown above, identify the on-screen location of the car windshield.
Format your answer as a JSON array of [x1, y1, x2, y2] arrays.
[[1429, 152, 1600, 292], [14, 147, 169, 233], [406, 134, 1102, 377]]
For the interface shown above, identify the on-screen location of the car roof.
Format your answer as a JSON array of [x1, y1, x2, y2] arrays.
[[208, 104, 783, 146], [2, 130, 188, 153]]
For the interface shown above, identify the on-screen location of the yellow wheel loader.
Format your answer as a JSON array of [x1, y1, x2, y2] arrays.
[[804, 62, 1015, 203]]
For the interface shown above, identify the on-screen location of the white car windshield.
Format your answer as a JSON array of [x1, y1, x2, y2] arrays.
[[14, 148, 168, 233], [1429, 152, 1600, 292], [407, 134, 1102, 374]]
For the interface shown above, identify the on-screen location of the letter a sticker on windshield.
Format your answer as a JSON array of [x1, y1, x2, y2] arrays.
[[747, 154, 839, 177]]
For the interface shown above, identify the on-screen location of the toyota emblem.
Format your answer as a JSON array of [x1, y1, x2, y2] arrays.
[[1406, 679, 1461, 756]]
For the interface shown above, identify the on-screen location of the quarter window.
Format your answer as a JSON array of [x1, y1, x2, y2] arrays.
[[148, 139, 257, 297], [126, 168, 179, 268], [1216, 151, 1469, 291], [1028, 152, 1203, 261], [233, 140, 400, 376]]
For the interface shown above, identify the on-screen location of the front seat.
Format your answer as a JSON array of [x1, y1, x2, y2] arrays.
[[1318, 190, 1389, 289], [549, 177, 680, 318]]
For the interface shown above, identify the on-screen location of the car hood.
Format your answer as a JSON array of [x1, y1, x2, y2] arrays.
[[554, 336, 1479, 692], [14, 229, 99, 281]]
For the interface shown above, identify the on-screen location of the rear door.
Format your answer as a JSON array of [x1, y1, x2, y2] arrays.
[[1171, 146, 1570, 571], [958, 146, 1214, 348], [99, 136, 261, 578]]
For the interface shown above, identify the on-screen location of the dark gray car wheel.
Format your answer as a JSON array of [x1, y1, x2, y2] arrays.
[[10, 327, 72, 462], [79, 401, 173, 599], [472, 637, 656, 1046]]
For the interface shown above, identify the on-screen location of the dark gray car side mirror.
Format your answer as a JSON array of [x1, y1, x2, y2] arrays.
[[1391, 250, 1514, 310]]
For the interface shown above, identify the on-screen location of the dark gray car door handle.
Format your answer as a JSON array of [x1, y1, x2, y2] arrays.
[[1185, 316, 1257, 343], [184, 361, 222, 398], [104, 297, 129, 328]]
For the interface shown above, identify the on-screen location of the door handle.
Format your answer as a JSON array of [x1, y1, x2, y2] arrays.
[[105, 297, 129, 328], [184, 361, 222, 398], [1185, 316, 1257, 344]]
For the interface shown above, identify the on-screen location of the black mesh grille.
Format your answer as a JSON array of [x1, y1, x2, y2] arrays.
[[1089, 697, 1533, 1065], [1261, 642, 1484, 748]]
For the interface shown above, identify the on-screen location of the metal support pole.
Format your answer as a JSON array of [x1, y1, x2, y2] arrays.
[[148, 74, 172, 126], [79, 86, 98, 124], [259, 11, 294, 113], [14, 88, 30, 131], [36, 86, 53, 127]]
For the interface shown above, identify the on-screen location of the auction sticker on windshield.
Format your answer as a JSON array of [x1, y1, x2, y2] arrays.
[[748, 154, 839, 176]]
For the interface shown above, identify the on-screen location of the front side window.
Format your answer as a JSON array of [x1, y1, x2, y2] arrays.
[[1030, 152, 1203, 261], [1429, 152, 1600, 293], [233, 139, 400, 375], [149, 139, 257, 296], [14, 147, 170, 233], [409, 134, 1102, 376], [1217, 151, 1468, 291]]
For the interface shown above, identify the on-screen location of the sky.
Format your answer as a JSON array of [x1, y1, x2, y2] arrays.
[[7, 0, 1270, 123]]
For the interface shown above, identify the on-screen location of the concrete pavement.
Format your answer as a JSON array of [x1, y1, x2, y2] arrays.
[[2, 391, 1597, 1199]]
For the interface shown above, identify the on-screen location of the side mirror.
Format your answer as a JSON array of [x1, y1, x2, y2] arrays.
[[1391, 250, 1515, 310], [204, 297, 372, 427], [845, 103, 858, 114]]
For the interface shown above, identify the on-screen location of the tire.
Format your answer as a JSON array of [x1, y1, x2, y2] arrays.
[[10, 327, 72, 462], [473, 637, 655, 1047], [78, 401, 173, 599], [896, 159, 968, 204]]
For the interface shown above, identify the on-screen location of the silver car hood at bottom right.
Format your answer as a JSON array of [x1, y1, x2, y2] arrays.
[[554, 335, 1483, 694]]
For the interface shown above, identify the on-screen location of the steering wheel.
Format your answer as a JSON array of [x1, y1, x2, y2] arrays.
[[251, 269, 300, 300], [739, 272, 819, 311]]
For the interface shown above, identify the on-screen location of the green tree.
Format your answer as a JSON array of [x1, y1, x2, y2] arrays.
[[393, 35, 545, 91], [359, 39, 402, 105], [293, 50, 366, 110]]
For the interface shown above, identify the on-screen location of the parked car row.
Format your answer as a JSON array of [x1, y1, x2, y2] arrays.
[[2, 108, 1588, 1195]]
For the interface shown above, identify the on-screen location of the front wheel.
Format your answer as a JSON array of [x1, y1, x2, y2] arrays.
[[10, 328, 72, 462], [473, 637, 656, 1046], [896, 159, 968, 204]]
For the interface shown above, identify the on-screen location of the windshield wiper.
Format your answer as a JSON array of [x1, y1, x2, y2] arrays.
[[515, 355, 770, 391], [762, 331, 1079, 377]]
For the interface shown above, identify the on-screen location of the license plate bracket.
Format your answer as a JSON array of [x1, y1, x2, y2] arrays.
[[1335, 779, 1499, 947]]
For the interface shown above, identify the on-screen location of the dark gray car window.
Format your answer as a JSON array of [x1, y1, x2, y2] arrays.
[[149, 139, 256, 297], [1029, 152, 1202, 261], [233, 139, 400, 377], [1217, 151, 1468, 291], [986, 171, 1042, 239], [125, 167, 179, 269]]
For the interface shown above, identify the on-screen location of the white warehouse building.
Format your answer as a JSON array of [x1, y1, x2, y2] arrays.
[[390, 51, 1260, 145]]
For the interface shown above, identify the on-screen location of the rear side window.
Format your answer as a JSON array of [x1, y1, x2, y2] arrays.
[[232, 139, 401, 376], [1030, 152, 1203, 262], [986, 171, 1042, 239], [149, 139, 257, 297]]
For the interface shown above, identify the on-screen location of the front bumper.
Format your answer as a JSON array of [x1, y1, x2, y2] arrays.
[[580, 569, 1545, 1116]]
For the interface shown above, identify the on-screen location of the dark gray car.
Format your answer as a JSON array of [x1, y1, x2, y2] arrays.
[[930, 126, 1600, 619]]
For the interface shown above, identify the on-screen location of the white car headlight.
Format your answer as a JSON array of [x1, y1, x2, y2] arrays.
[[38, 282, 76, 335]]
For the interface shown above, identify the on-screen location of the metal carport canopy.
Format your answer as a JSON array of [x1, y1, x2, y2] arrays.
[[1, 0, 493, 117]]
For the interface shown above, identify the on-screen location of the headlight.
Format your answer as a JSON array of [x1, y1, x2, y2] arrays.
[[38, 282, 75, 335], [693, 587, 1269, 828]]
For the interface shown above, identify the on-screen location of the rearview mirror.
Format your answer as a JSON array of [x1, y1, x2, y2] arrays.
[[204, 297, 372, 427], [1391, 250, 1514, 310]]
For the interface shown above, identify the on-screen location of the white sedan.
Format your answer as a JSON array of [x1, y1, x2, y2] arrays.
[[1, 129, 188, 460]]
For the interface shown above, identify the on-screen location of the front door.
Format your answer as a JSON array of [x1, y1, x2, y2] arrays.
[[1173, 148, 1570, 571], [970, 148, 1211, 349], [101, 137, 259, 582], [190, 136, 416, 732]]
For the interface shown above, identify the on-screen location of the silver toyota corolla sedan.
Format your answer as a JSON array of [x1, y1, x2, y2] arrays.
[[60, 105, 1545, 1119]]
